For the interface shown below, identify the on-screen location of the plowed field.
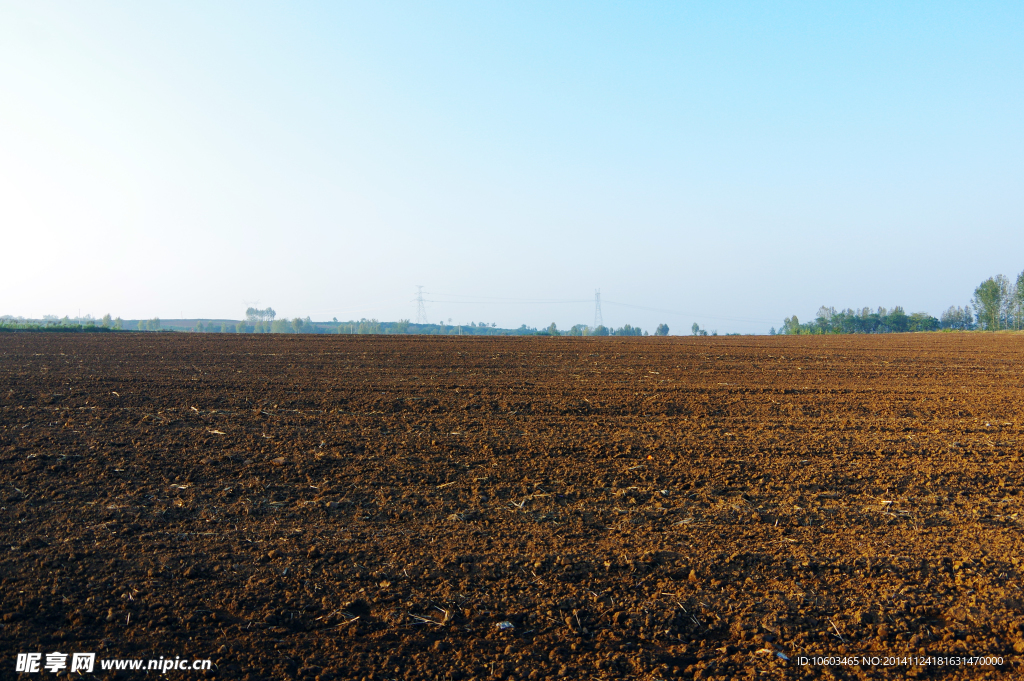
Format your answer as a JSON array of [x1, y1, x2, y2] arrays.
[[2, 333, 1023, 680]]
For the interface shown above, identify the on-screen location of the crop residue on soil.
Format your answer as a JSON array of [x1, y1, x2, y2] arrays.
[[2, 333, 1022, 679]]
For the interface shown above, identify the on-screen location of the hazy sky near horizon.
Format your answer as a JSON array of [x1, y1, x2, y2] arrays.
[[2, 2, 1022, 333]]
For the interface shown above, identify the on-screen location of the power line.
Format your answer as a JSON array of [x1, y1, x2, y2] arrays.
[[426, 292, 590, 304], [414, 286, 428, 324], [421, 299, 589, 305], [603, 300, 777, 324]]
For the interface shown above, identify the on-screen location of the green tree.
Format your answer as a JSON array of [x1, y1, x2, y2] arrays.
[[546, 322, 560, 336], [940, 305, 973, 330], [886, 306, 909, 333], [356, 318, 381, 334], [138, 320, 146, 331], [997, 274, 1013, 329], [908, 312, 939, 332], [196, 321, 205, 332], [973, 277, 1003, 330], [245, 307, 277, 326], [114, 317, 123, 330], [655, 323, 669, 336], [1015, 270, 1024, 330], [814, 306, 837, 333], [782, 316, 800, 335], [101, 313, 112, 328]]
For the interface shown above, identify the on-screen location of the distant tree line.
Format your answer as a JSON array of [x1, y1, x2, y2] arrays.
[[0, 313, 127, 332], [0, 320, 115, 333], [970, 272, 1024, 330], [774, 270, 1024, 334], [4, 308, 677, 338], [224, 313, 537, 336], [228, 316, 663, 337], [538, 323, 660, 336], [775, 306, 942, 335]]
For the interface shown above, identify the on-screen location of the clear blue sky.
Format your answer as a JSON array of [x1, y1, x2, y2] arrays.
[[2, 2, 1022, 332]]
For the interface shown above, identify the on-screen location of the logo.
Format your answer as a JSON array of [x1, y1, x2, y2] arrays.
[[15, 653, 95, 674]]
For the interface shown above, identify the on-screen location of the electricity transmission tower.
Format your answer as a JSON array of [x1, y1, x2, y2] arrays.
[[415, 286, 428, 325], [594, 289, 603, 329]]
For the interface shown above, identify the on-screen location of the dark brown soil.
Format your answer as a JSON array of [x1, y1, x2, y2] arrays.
[[2, 332, 1023, 680]]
